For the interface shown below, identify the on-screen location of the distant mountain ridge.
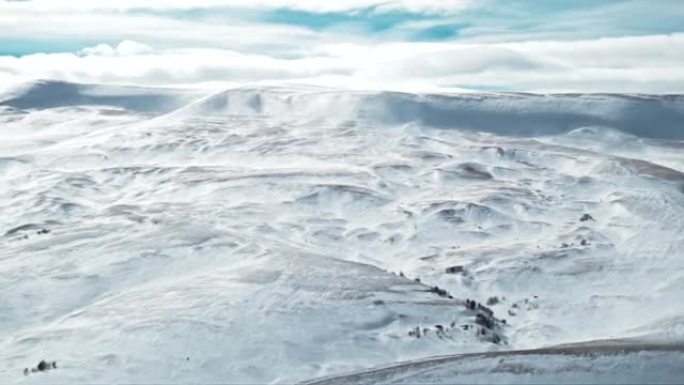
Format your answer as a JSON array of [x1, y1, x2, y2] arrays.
[[3, 79, 684, 139]]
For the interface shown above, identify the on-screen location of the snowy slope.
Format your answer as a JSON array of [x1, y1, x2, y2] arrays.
[[0, 80, 683, 384], [302, 340, 684, 385]]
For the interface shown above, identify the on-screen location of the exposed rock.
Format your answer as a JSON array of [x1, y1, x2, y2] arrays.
[[26, 360, 57, 375], [580, 213, 595, 222], [445, 265, 464, 274], [37, 360, 49, 371]]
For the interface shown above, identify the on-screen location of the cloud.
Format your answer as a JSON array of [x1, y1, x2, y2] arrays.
[[1, 0, 477, 14], [81, 41, 154, 57], [0, 1, 682, 92], [1, 34, 683, 93], [0, 43, 351, 86], [0, 4, 335, 60], [1, 0, 681, 53]]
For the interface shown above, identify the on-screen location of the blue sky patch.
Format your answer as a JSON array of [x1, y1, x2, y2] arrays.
[[0, 38, 106, 56], [261, 8, 432, 33], [411, 23, 469, 41]]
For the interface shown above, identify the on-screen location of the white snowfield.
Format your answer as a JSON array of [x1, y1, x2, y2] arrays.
[[0, 80, 683, 384]]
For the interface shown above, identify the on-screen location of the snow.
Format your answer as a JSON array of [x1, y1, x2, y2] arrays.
[[0, 80, 683, 384], [302, 341, 684, 385]]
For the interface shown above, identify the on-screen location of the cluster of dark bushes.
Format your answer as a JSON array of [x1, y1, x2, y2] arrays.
[[405, 297, 507, 344], [394, 270, 507, 344], [428, 285, 453, 299], [407, 321, 463, 339], [463, 298, 505, 344]]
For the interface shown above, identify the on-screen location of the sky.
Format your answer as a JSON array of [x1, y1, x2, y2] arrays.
[[0, 0, 683, 92]]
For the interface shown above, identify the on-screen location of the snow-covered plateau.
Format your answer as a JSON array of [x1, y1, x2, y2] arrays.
[[1, 80, 683, 384]]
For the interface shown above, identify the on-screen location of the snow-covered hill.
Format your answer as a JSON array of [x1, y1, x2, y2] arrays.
[[1, 80, 683, 384], [302, 339, 684, 385]]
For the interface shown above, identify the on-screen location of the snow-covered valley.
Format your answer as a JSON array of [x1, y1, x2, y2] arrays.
[[1, 80, 683, 384]]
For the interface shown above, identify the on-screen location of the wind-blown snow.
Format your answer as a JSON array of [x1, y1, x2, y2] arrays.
[[0, 80, 683, 384]]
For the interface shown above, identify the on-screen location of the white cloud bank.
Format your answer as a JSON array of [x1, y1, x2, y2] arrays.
[[1, 0, 682, 93], [0, 0, 477, 14], [2, 35, 684, 93]]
